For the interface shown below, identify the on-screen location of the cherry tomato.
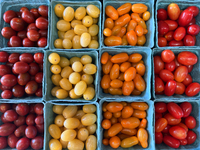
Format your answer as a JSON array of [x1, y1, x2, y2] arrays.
[[167, 3, 181, 20], [178, 9, 193, 26], [155, 118, 168, 132], [10, 18, 25, 31], [104, 36, 122, 46], [187, 6, 199, 17], [164, 113, 181, 125], [158, 37, 167, 47], [126, 30, 137, 46], [162, 124, 171, 134], [174, 66, 188, 82], [165, 31, 174, 41], [187, 24, 200, 36], [177, 51, 197, 66], [164, 80, 177, 96], [187, 18, 196, 27], [1, 27, 16, 39], [169, 126, 187, 140], [175, 82, 185, 95], [158, 21, 169, 35], [163, 135, 180, 148], [185, 82, 200, 97], [12, 85, 25, 98], [3, 10, 17, 23], [34, 53, 44, 64], [182, 74, 192, 87], [22, 10, 35, 23], [155, 76, 164, 93], [30, 8, 40, 19], [164, 20, 178, 31], [187, 130, 196, 145], [186, 65, 193, 73], [23, 38, 35, 47], [20, 7, 29, 14], [9, 36, 22, 47], [38, 5, 48, 17], [17, 30, 27, 39], [0, 65, 11, 76], [155, 113, 163, 122], [35, 17, 48, 30], [185, 116, 196, 129], [1, 90, 12, 99], [180, 102, 192, 118], [155, 102, 167, 113], [37, 37, 47, 47], [161, 49, 175, 63], [165, 60, 175, 72], [38, 30, 47, 38], [154, 56, 164, 74], [155, 132, 163, 144], [183, 35, 195, 46], [27, 30, 40, 42], [27, 23, 38, 31], [169, 40, 184, 46], [157, 9, 168, 21], [179, 139, 187, 145], [159, 69, 174, 82], [1, 74, 17, 87], [16, 137, 30, 150], [167, 102, 183, 119], [173, 27, 186, 41]]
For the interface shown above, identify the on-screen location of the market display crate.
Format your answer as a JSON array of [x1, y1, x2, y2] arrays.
[[0, 0, 50, 50]]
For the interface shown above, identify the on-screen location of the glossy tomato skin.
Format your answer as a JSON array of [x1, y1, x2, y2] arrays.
[[169, 126, 187, 140], [155, 113, 162, 121], [164, 80, 177, 96], [14, 116, 26, 126], [167, 3, 181, 21], [164, 113, 181, 125], [12, 85, 25, 98], [20, 7, 29, 14], [27, 23, 38, 31], [29, 62, 39, 76], [25, 81, 38, 94], [163, 135, 180, 148], [157, 9, 168, 21], [0, 65, 11, 76], [164, 20, 178, 31], [162, 124, 171, 134], [180, 102, 192, 118], [177, 51, 197, 66], [31, 136, 44, 149], [35, 72, 43, 83], [4, 109, 18, 121], [13, 62, 30, 74], [16, 103, 29, 116], [155, 132, 163, 144], [35, 87, 42, 97], [22, 10, 35, 24], [0, 51, 9, 63], [17, 30, 27, 39], [19, 53, 34, 63], [174, 66, 188, 82], [167, 102, 183, 119], [185, 82, 200, 97], [0, 137, 7, 149], [37, 37, 47, 47], [22, 38, 35, 47], [10, 18, 25, 31], [154, 56, 164, 74], [8, 134, 19, 148], [169, 40, 184, 46], [179, 139, 187, 145], [34, 53, 43, 64], [26, 113, 36, 126], [182, 74, 193, 87], [3, 10, 17, 23], [165, 60, 175, 72], [16, 137, 30, 150], [1, 27, 16, 39], [161, 49, 175, 63], [175, 82, 185, 95], [178, 9, 193, 26], [0, 103, 11, 113], [158, 37, 167, 47], [27, 30, 40, 42], [165, 31, 174, 41], [38, 5, 48, 17], [183, 35, 195, 46], [38, 29, 47, 38], [187, 25, 200, 36], [155, 76, 165, 93], [155, 102, 167, 113], [1, 90, 12, 99], [187, 6, 199, 17], [35, 17, 48, 30], [9, 36, 22, 47], [155, 118, 168, 132], [186, 65, 193, 73], [173, 27, 186, 41], [17, 73, 31, 86], [1, 74, 17, 87], [185, 116, 196, 129], [187, 130, 196, 144], [159, 70, 174, 82], [34, 103, 44, 115], [158, 21, 169, 35]]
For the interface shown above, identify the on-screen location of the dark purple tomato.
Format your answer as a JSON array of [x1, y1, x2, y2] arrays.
[[17, 30, 27, 39], [187, 24, 200, 36], [35, 17, 48, 30], [19, 53, 34, 63], [3, 10, 17, 23], [8, 134, 19, 148], [26, 113, 36, 126], [27, 30, 40, 41], [1, 27, 16, 39], [10, 18, 25, 31], [38, 5, 48, 17], [27, 23, 38, 31], [1, 74, 17, 87], [17, 73, 31, 86], [22, 10, 35, 24], [29, 62, 39, 76], [8, 53, 20, 63], [9, 36, 22, 47], [0, 65, 11, 76], [14, 116, 26, 126], [31, 136, 44, 150], [25, 80, 38, 94], [13, 62, 30, 74], [12, 85, 25, 98], [38, 29, 47, 37], [1, 90, 12, 99], [30, 8, 40, 19], [4, 109, 18, 121], [22, 38, 35, 47], [183, 35, 195, 46], [0, 137, 7, 149], [178, 9, 193, 27], [16, 137, 30, 150], [37, 37, 47, 47]]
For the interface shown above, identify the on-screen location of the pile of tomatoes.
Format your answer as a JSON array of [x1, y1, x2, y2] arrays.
[[1, 5, 48, 47], [101, 52, 146, 96], [102, 102, 149, 149], [157, 3, 199, 47], [154, 49, 200, 97], [0, 103, 44, 149], [0, 51, 44, 99], [104, 3, 150, 46], [155, 102, 197, 148]]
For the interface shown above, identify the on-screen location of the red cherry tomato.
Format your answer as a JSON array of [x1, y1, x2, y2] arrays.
[[34, 53, 44, 64], [180, 102, 192, 118], [20, 7, 29, 14], [155, 132, 163, 144], [27, 30, 40, 42], [169, 126, 187, 140], [167, 3, 181, 21], [174, 66, 188, 82], [30, 8, 40, 19], [187, 24, 200, 36], [9, 36, 22, 47], [187, 6, 199, 17], [178, 9, 193, 26], [3, 10, 17, 23], [1, 27, 16, 39], [183, 35, 195, 46], [155, 118, 168, 132], [10, 18, 25, 31], [22, 38, 35, 47], [165, 60, 175, 72], [1, 90, 12, 99], [161, 49, 175, 63], [177, 51, 198, 66], [175, 82, 185, 95], [169, 40, 184, 46], [35, 17, 48, 30], [17, 30, 27, 39], [185, 116, 196, 129], [185, 82, 200, 97], [157, 9, 168, 21], [155, 113, 163, 121], [159, 69, 174, 82], [164, 113, 181, 125], [173, 27, 186, 41], [27, 23, 38, 31], [165, 31, 174, 41], [154, 56, 164, 74], [155, 102, 167, 113], [38, 5, 48, 17], [37, 37, 47, 47], [186, 65, 193, 73], [167, 102, 183, 119], [164, 80, 176, 96], [187, 130, 196, 145], [182, 74, 193, 87], [179, 139, 187, 145], [158, 21, 169, 35], [162, 125, 171, 134], [187, 18, 196, 28], [155, 76, 165, 93], [164, 20, 178, 31], [22, 10, 35, 24], [158, 37, 167, 47], [163, 135, 180, 148]]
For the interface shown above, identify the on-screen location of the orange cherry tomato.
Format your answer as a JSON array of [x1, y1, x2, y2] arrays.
[[120, 62, 131, 72], [108, 123, 123, 137], [103, 130, 110, 139], [110, 79, 123, 88], [132, 110, 146, 119], [112, 26, 121, 36], [102, 119, 112, 129], [132, 4, 148, 13], [105, 5, 119, 20], [103, 28, 112, 36], [103, 102, 108, 112], [118, 117, 123, 123], [122, 81, 134, 96], [132, 60, 144, 67], [137, 128, 148, 148], [122, 35, 128, 45], [121, 128, 137, 136], [115, 14, 131, 27], [102, 139, 109, 145], [130, 102, 148, 110], [138, 13, 143, 18], [139, 118, 147, 128], [109, 136, 121, 149], [106, 102, 123, 113], [118, 72, 125, 81], [104, 36, 122, 46], [120, 101, 127, 107], [135, 25, 144, 36], [113, 111, 121, 118], [102, 59, 113, 74], [110, 117, 118, 124], [124, 67, 136, 81], [101, 52, 109, 65], [122, 106, 134, 118], [117, 3, 132, 16], [121, 117, 140, 129], [110, 64, 120, 80], [143, 29, 148, 34], [138, 19, 147, 29], [111, 53, 129, 63], [127, 20, 137, 32], [136, 63, 146, 76], [126, 30, 137, 46], [118, 134, 132, 140], [104, 111, 113, 119], [101, 74, 111, 89], [108, 87, 123, 95], [131, 13, 142, 22], [134, 74, 146, 92], [137, 35, 146, 46], [131, 88, 142, 95], [128, 53, 142, 63], [121, 136, 139, 148], [116, 27, 126, 37], [143, 11, 150, 21], [104, 18, 114, 29]]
